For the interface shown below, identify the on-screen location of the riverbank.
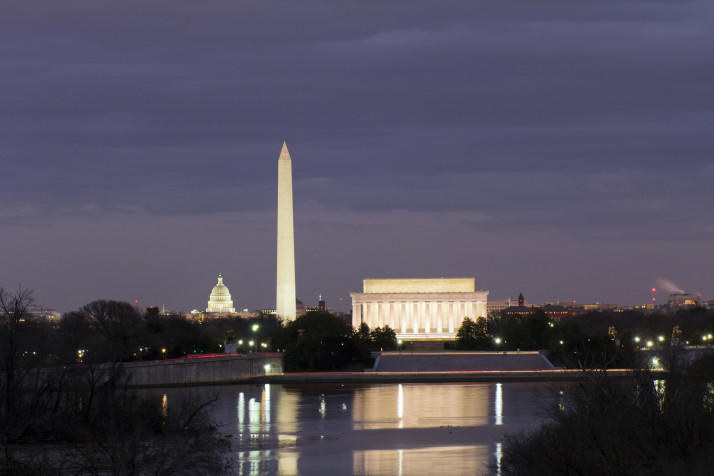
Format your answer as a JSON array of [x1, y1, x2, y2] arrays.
[[255, 368, 650, 384], [119, 352, 659, 387]]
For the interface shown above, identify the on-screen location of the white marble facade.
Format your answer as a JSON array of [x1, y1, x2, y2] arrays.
[[206, 273, 236, 313], [351, 278, 488, 339], [276, 142, 296, 320]]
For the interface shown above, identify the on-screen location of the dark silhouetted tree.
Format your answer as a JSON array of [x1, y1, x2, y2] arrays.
[[456, 316, 493, 350]]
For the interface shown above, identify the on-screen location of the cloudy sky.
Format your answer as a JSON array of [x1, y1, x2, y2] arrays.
[[1, 0, 712, 313]]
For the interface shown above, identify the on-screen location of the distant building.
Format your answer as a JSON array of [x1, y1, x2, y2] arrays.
[[540, 304, 572, 321], [29, 308, 61, 321], [501, 305, 534, 318], [498, 293, 571, 321], [351, 278, 488, 340], [666, 293, 701, 310], [579, 303, 618, 312], [206, 273, 236, 313], [487, 295, 528, 313]]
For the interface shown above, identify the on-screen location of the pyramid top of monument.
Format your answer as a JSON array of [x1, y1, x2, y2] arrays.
[[279, 141, 291, 160]]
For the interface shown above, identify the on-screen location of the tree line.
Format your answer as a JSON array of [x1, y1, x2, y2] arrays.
[[0, 287, 233, 475], [497, 353, 714, 475], [454, 307, 714, 368]]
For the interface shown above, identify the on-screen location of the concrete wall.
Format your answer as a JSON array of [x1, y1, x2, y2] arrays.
[[373, 351, 555, 372], [122, 354, 283, 387]]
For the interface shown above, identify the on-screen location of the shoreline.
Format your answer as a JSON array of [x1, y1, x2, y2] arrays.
[[127, 368, 653, 388], [255, 368, 648, 384]]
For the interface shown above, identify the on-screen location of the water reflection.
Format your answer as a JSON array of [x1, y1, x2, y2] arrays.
[[397, 383, 404, 428], [350, 383, 491, 429], [495, 441, 503, 476], [148, 382, 545, 475], [654, 379, 666, 412], [353, 445, 492, 476]]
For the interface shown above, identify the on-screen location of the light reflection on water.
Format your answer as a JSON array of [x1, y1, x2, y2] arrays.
[[147, 382, 546, 475]]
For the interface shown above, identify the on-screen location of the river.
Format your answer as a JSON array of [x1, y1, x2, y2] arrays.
[[145, 382, 551, 475]]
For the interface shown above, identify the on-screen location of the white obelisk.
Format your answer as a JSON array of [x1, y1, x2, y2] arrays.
[[276, 141, 297, 320]]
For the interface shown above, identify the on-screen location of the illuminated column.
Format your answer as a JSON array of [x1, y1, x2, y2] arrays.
[[436, 301, 444, 332], [352, 300, 362, 328], [276, 142, 297, 320]]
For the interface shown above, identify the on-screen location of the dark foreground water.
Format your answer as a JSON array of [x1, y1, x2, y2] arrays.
[[143, 382, 549, 476]]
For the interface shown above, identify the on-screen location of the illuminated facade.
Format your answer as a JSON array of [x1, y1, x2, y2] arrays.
[[351, 278, 488, 339], [276, 142, 297, 320], [206, 273, 236, 313]]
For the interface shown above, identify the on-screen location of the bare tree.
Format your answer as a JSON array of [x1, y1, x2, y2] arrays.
[[0, 286, 35, 435], [80, 300, 141, 363]]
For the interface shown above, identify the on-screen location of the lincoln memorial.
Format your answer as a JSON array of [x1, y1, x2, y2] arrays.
[[351, 278, 489, 340]]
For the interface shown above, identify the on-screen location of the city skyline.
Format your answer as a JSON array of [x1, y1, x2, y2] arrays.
[[1, 1, 713, 313]]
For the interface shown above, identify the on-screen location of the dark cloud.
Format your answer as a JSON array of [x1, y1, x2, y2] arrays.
[[0, 1, 713, 311]]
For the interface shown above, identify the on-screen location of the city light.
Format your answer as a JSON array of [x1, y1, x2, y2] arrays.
[[252, 324, 259, 352], [634, 337, 640, 343], [495, 338, 502, 344], [646, 341, 654, 347], [658, 336, 665, 342]]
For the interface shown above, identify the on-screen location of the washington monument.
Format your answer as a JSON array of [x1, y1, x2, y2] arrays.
[[276, 141, 297, 320]]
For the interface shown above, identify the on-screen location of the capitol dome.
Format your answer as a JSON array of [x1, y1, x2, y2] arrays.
[[206, 273, 236, 313]]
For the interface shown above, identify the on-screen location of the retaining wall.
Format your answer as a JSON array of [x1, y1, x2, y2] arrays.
[[121, 353, 283, 387]]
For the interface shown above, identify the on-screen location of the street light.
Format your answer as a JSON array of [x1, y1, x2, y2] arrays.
[[495, 338, 502, 345], [252, 324, 259, 352], [161, 348, 166, 359]]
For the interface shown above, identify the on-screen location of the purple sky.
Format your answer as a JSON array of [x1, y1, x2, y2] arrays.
[[1, 1, 713, 313]]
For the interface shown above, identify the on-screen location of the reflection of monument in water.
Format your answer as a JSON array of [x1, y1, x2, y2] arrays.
[[350, 383, 490, 429], [194, 381, 529, 475], [350, 383, 496, 475]]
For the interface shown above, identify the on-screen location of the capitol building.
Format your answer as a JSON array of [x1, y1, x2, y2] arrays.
[[206, 273, 236, 313]]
